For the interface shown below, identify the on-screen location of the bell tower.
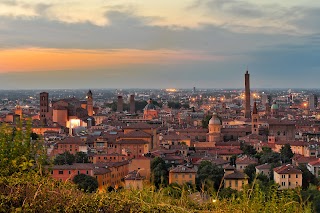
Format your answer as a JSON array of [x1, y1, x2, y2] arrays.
[[252, 102, 259, 135], [40, 92, 49, 125], [87, 90, 93, 116]]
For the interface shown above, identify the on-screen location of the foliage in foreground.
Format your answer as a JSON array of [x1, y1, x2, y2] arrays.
[[0, 173, 312, 213]]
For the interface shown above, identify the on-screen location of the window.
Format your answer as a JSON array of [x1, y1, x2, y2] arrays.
[[289, 182, 291, 186], [282, 175, 286, 178], [86, 171, 89, 175], [289, 175, 291, 178], [296, 174, 298, 178], [78, 171, 80, 175], [235, 181, 238, 187], [189, 174, 192, 178], [68, 171, 71, 174], [58, 170, 63, 175], [229, 181, 232, 187]]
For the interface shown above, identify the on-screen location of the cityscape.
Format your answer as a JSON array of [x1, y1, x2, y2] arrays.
[[1, 0, 320, 212]]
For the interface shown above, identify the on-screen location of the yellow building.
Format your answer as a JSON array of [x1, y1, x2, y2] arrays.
[[224, 171, 249, 191], [169, 165, 197, 185], [273, 164, 302, 189]]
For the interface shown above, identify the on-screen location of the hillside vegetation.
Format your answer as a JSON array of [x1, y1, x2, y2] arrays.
[[0, 122, 314, 212]]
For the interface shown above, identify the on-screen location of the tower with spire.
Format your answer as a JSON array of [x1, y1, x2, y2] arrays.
[[251, 102, 259, 135]]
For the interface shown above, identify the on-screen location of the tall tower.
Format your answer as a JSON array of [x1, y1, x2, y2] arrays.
[[87, 90, 93, 116], [129, 94, 135, 114], [117, 95, 123, 113], [244, 70, 251, 119], [40, 92, 49, 125], [252, 102, 259, 135]]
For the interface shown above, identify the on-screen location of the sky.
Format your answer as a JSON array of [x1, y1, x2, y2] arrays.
[[0, 0, 320, 89]]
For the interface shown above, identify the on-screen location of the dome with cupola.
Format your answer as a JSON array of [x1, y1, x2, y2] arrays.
[[209, 112, 221, 125]]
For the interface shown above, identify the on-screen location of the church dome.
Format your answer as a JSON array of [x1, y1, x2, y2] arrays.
[[271, 102, 279, 110], [209, 112, 221, 125], [144, 99, 157, 110]]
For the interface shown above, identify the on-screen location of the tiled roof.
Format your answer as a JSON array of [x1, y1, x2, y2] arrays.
[[255, 163, 271, 170], [224, 171, 248, 179], [123, 123, 156, 129], [117, 139, 149, 144], [57, 137, 86, 145], [224, 165, 236, 170], [125, 170, 145, 180], [308, 159, 320, 166], [122, 130, 151, 138], [169, 165, 197, 173], [236, 156, 258, 165], [274, 164, 302, 174]]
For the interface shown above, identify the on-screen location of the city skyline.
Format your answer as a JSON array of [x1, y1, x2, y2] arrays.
[[1, 0, 320, 89]]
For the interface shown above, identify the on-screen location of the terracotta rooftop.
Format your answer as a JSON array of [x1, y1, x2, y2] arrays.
[[122, 129, 152, 138], [255, 163, 271, 170], [123, 123, 157, 129], [224, 171, 248, 179], [236, 156, 258, 165], [308, 159, 320, 166], [117, 139, 149, 145], [169, 165, 197, 173], [57, 137, 86, 145], [125, 170, 145, 180], [274, 164, 302, 174]]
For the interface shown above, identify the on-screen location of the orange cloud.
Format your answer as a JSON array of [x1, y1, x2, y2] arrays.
[[0, 48, 225, 72]]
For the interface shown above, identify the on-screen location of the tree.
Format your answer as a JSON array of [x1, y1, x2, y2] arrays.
[[244, 164, 257, 183], [167, 102, 182, 109], [218, 187, 238, 199], [280, 144, 294, 163], [73, 174, 98, 193], [30, 132, 39, 140], [258, 147, 281, 164], [75, 152, 89, 163], [240, 143, 257, 156], [298, 165, 318, 189], [151, 157, 169, 188], [196, 161, 224, 192], [302, 185, 320, 212], [230, 155, 237, 166], [0, 121, 48, 176], [202, 115, 212, 128], [53, 151, 75, 165]]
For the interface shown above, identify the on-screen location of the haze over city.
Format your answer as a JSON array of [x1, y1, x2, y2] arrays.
[[0, 0, 320, 89]]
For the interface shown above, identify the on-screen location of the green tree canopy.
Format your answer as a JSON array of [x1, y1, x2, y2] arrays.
[[280, 144, 294, 163], [258, 147, 281, 164], [53, 151, 75, 165], [75, 152, 89, 163], [298, 165, 318, 189], [73, 174, 98, 193], [240, 143, 257, 156], [0, 121, 47, 176], [151, 157, 169, 188], [202, 115, 212, 128], [196, 161, 224, 192], [244, 164, 257, 183]]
